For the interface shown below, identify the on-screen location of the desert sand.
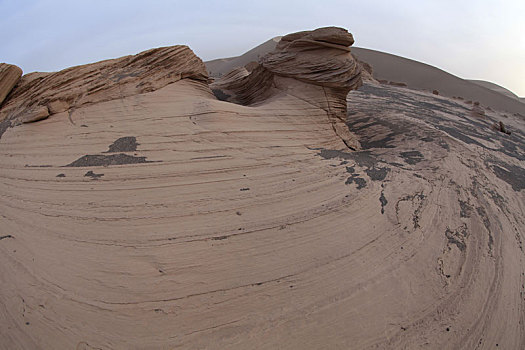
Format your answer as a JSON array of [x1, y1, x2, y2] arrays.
[[468, 79, 523, 100], [0, 27, 524, 349]]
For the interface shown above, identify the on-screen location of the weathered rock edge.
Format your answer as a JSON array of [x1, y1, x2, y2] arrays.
[[0, 45, 209, 132], [0, 63, 22, 107], [211, 27, 363, 150]]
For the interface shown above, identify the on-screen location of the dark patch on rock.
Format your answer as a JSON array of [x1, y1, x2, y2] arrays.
[[349, 83, 525, 164], [380, 190, 388, 214], [345, 174, 366, 189], [488, 233, 494, 253], [486, 189, 507, 212], [0, 117, 12, 141], [65, 153, 152, 167], [499, 138, 521, 159], [240, 188, 250, 191], [476, 207, 490, 230], [346, 114, 398, 149], [316, 148, 354, 161], [400, 151, 424, 165], [396, 192, 426, 229], [84, 171, 104, 179], [211, 235, 228, 240], [366, 166, 390, 181], [105, 136, 138, 153], [212, 89, 231, 101], [413, 194, 426, 228], [0, 235, 14, 240], [113, 72, 139, 82], [353, 84, 469, 117], [361, 135, 396, 149], [56, 173, 66, 178], [421, 137, 434, 142], [435, 125, 484, 148], [314, 147, 377, 167], [459, 200, 473, 218], [469, 178, 481, 199], [438, 139, 450, 150], [191, 155, 228, 160], [489, 162, 525, 191], [351, 151, 378, 168], [314, 147, 390, 191], [445, 224, 468, 251], [388, 162, 406, 168]]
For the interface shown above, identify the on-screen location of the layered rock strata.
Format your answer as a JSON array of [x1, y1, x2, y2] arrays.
[[0, 63, 22, 106], [0, 46, 208, 128], [1, 27, 524, 350], [211, 27, 362, 150]]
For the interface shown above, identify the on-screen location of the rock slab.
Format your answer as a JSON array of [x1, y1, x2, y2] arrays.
[[0, 46, 209, 125], [0, 63, 22, 106]]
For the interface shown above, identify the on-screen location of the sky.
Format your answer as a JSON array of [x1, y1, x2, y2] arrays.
[[1, 0, 524, 97]]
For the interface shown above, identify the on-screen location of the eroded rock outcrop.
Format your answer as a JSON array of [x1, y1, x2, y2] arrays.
[[356, 58, 376, 83], [211, 27, 362, 149], [0, 63, 22, 106], [0, 46, 208, 129], [1, 28, 525, 350]]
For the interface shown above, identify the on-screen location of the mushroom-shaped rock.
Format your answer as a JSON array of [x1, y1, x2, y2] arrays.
[[262, 27, 361, 89], [211, 27, 362, 149]]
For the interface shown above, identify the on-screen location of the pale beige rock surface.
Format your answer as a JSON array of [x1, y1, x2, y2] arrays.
[[0, 28, 524, 350]]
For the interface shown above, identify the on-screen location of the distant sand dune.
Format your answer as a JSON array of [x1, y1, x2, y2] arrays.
[[206, 40, 525, 115], [468, 79, 522, 100]]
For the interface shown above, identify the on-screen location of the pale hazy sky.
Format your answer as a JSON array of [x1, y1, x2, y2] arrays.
[[1, 0, 524, 96]]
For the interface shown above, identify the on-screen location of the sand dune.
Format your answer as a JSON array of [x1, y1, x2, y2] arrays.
[[351, 47, 525, 115], [468, 79, 522, 100], [0, 27, 524, 349], [206, 36, 282, 78]]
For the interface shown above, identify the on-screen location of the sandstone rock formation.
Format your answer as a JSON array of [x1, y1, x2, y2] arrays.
[[211, 27, 362, 150], [206, 40, 525, 115], [356, 58, 376, 83], [0, 63, 22, 106], [0, 46, 208, 129], [0, 27, 524, 350]]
